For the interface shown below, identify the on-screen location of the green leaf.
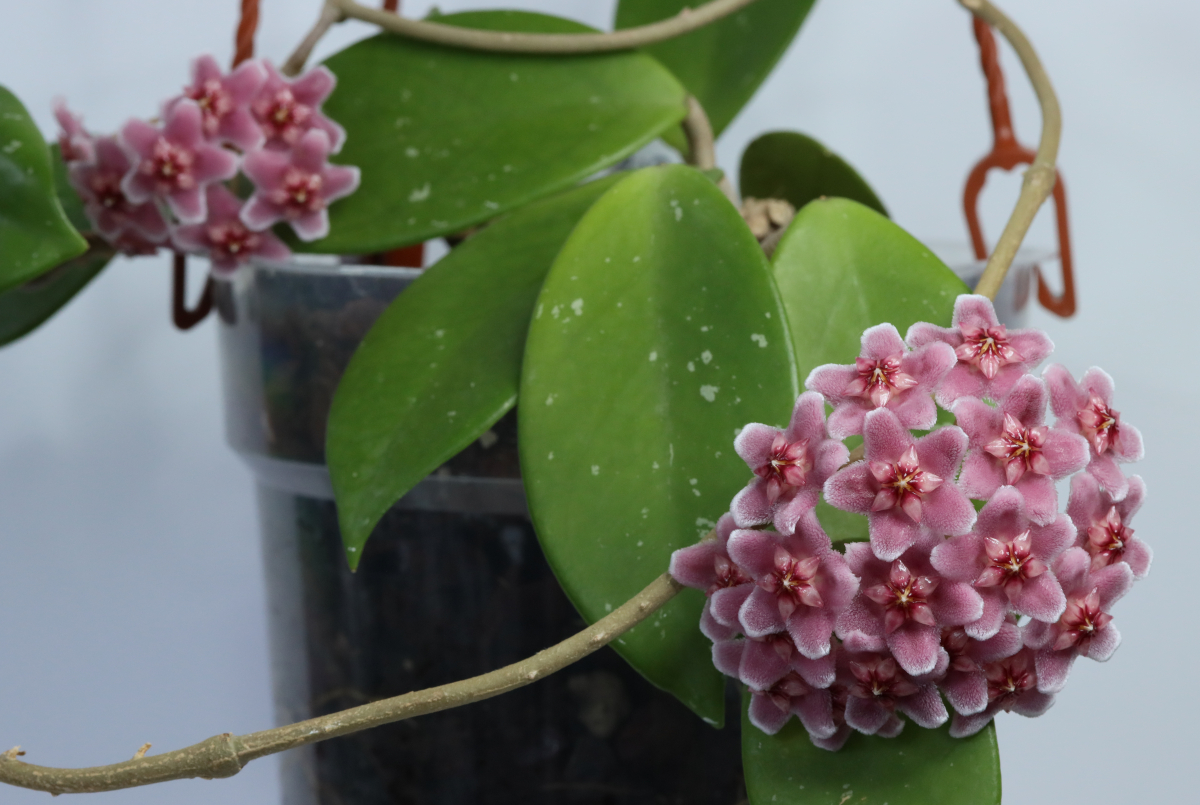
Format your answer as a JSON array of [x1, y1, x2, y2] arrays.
[[328, 175, 621, 568], [0, 245, 112, 347], [519, 165, 798, 724], [770, 198, 968, 383], [740, 131, 888, 216], [615, 0, 816, 139], [742, 698, 1002, 805], [0, 85, 88, 293], [50, 143, 90, 234], [305, 11, 687, 254]]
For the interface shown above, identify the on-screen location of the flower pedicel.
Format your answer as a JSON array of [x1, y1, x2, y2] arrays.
[[670, 293, 1150, 749]]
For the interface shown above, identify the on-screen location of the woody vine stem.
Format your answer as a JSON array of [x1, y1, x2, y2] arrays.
[[0, 0, 1059, 794]]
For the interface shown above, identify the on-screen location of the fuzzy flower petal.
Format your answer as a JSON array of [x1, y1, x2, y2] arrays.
[[173, 184, 291, 273], [251, 62, 346, 152], [164, 55, 267, 150], [1067, 472, 1151, 578], [67, 136, 168, 248]]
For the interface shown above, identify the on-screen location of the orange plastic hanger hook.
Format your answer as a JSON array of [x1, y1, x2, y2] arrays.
[[963, 17, 1076, 317]]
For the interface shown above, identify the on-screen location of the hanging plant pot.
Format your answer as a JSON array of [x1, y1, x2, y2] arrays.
[[213, 256, 744, 804]]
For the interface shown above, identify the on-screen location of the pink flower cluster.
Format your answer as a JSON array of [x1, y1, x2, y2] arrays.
[[54, 55, 359, 272], [670, 295, 1149, 749]]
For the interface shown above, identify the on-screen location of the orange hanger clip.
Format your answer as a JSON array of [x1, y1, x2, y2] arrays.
[[963, 17, 1076, 317]]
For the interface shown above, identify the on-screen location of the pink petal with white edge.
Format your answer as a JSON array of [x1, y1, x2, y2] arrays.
[[1088, 453, 1130, 501], [240, 196, 283, 232], [804, 363, 859, 400], [162, 100, 204, 149], [822, 463, 875, 513], [861, 323, 907, 359], [242, 147, 290, 189], [1114, 423, 1144, 462], [905, 320, 955, 349], [888, 624, 941, 676], [942, 670, 988, 715], [726, 529, 781, 578], [1031, 514, 1076, 561], [964, 592, 1007, 641], [793, 653, 836, 689], [787, 608, 836, 660], [1017, 474, 1061, 526], [921, 484, 977, 537], [1080, 366, 1116, 402], [291, 65, 337, 106], [1123, 539, 1153, 579], [748, 692, 791, 735], [788, 391, 830, 442], [1011, 691, 1055, 718], [895, 684, 948, 729], [930, 532, 984, 582], [191, 144, 239, 184], [1043, 363, 1085, 421], [950, 397, 998, 447], [934, 365, 987, 408], [1086, 624, 1121, 661], [958, 451, 1003, 500], [794, 692, 837, 739], [293, 129, 333, 172], [932, 580, 985, 625], [887, 385, 938, 430], [773, 489, 821, 536], [668, 542, 720, 589], [291, 210, 330, 242], [1091, 562, 1134, 609], [734, 422, 778, 467], [904, 340, 958, 390], [712, 639, 744, 677], [950, 708, 996, 738], [1011, 573, 1066, 622], [877, 714, 906, 738], [825, 405, 867, 440], [975, 485, 1026, 536], [863, 408, 914, 463], [867, 509, 923, 562], [951, 294, 1001, 329], [1041, 429, 1089, 478], [1006, 328, 1054, 368], [999, 374, 1048, 424], [1034, 649, 1075, 694], [739, 586, 786, 637], [811, 725, 853, 751], [701, 602, 737, 642], [221, 108, 266, 151], [167, 187, 206, 225], [730, 481, 772, 528], [914, 425, 968, 480], [845, 697, 890, 735], [710, 584, 752, 628], [740, 639, 790, 689]]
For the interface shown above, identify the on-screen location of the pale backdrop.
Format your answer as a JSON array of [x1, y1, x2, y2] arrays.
[[0, 1, 1194, 803]]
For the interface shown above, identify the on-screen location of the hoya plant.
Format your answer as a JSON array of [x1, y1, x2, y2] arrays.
[[0, 0, 1149, 802]]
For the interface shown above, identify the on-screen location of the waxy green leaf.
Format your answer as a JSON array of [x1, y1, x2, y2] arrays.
[[615, 1, 817, 139], [770, 198, 967, 381], [520, 165, 798, 724], [328, 175, 620, 568], [740, 131, 888, 216], [743, 701, 1001, 805], [0, 86, 88, 293], [770, 199, 965, 544], [0, 245, 112, 348], [50, 143, 90, 234], [306, 11, 687, 254]]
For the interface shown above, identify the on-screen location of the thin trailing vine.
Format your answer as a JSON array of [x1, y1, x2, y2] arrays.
[[0, 0, 1060, 795]]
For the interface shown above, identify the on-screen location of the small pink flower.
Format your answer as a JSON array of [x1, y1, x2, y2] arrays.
[[712, 632, 836, 692], [948, 648, 1056, 737], [164, 55, 267, 151], [931, 486, 1074, 639], [53, 98, 95, 164], [938, 620, 1023, 716], [840, 652, 948, 734], [1023, 547, 1133, 693], [1044, 364, 1143, 500], [241, 129, 360, 242], [812, 681, 906, 751], [121, 100, 239, 224], [1067, 472, 1151, 578], [727, 514, 858, 659], [907, 294, 1054, 406], [954, 374, 1088, 525], [68, 136, 168, 246], [746, 671, 837, 738], [805, 323, 956, 438], [251, 62, 345, 152], [173, 185, 291, 273], [669, 514, 754, 634], [836, 544, 983, 676], [730, 392, 849, 534], [823, 409, 976, 561]]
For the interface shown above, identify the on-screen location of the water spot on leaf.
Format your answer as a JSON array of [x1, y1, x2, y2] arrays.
[[700, 385, 719, 402], [751, 333, 768, 347]]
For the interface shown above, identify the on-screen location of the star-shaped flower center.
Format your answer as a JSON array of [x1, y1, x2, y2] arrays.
[[846, 354, 918, 408], [848, 655, 918, 706], [869, 446, 943, 523], [1078, 394, 1121, 454], [207, 220, 261, 261], [864, 559, 938, 633], [88, 171, 128, 210], [984, 651, 1035, 709], [1052, 588, 1113, 652], [754, 434, 812, 504], [983, 413, 1050, 484], [955, 325, 1022, 379], [256, 88, 313, 145], [187, 78, 234, 136], [1086, 506, 1133, 570], [144, 138, 195, 192], [269, 167, 325, 218], [707, 554, 751, 596], [762, 546, 822, 619], [765, 671, 811, 712], [975, 530, 1046, 595]]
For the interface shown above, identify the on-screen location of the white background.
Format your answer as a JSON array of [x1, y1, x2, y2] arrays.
[[0, 1, 1195, 803]]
